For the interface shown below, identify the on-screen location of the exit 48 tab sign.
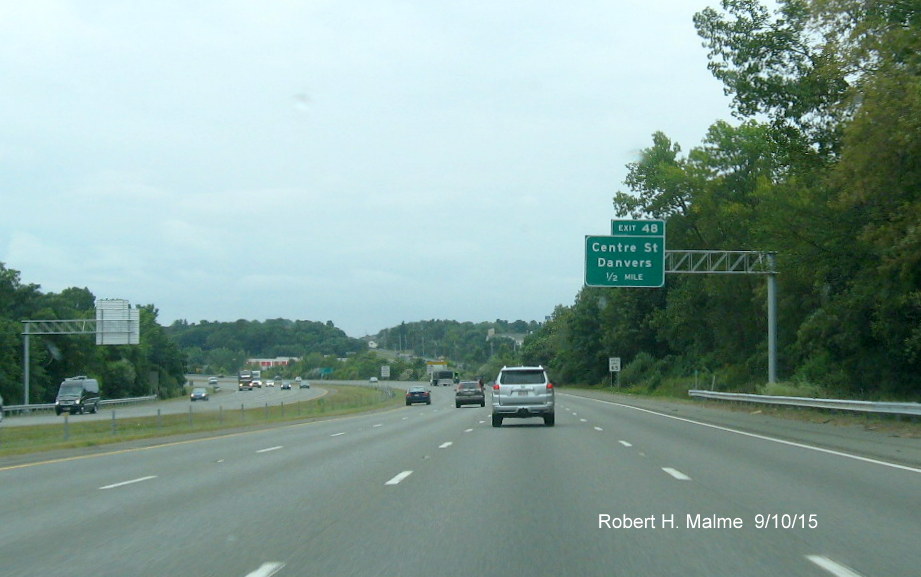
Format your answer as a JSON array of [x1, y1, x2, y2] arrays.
[[584, 220, 665, 288]]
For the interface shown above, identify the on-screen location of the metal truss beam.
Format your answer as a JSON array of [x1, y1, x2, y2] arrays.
[[22, 319, 97, 335], [666, 250, 776, 274]]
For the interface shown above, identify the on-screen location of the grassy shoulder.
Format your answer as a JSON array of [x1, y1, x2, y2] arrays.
[[0, 385, 405, 458]]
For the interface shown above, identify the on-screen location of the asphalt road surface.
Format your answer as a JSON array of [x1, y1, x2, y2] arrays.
[[1, 387, 919, 577]]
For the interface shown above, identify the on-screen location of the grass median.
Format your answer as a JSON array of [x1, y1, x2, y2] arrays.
[[0, 385, 405, 458]]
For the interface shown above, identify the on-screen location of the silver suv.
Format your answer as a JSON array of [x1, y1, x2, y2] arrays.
[[491, 366, 555, 427]]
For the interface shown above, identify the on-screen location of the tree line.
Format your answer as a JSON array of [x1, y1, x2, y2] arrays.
[[166, 318, 367, 375], [519, 0, 921, 400]]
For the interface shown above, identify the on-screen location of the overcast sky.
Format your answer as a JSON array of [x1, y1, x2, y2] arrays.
[[1, 1, 733, 337]]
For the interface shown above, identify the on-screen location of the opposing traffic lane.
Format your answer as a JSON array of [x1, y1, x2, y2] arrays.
[[1, 383, 332, 427]]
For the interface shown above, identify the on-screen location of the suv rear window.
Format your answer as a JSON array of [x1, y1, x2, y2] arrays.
[[499, 370, 546, 385]]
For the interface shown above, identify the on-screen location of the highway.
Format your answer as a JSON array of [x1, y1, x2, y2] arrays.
[[1, 387, 919, 577]]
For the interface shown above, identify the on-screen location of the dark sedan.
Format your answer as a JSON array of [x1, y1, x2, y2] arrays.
[[455, 381, 485, 408], [405, 386, 431, 406]]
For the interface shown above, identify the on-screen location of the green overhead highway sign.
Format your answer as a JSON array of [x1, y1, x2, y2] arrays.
[[584, 220, 665, 287]]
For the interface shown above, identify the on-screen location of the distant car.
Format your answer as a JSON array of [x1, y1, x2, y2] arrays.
[[266, 380, 276, 387], [369, 377, 379, 384], [239, 381, 253, 391], [299, 380, 311, 389], [208, 376, 218, 385], [405, 386, 431, 406], [455, 381, 485, 408], [252, 380, 263, 388], [281, 380, 291, 390], [190, 387, 209, 401]]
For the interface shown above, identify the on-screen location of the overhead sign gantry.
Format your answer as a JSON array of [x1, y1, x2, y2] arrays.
[[584, 219, 779, 383]]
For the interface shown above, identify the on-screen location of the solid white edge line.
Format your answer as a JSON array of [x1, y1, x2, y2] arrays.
[[256, 446, 283, 453], [385, 470, 413, 485], [99, 475, 157, 490], [572, 394, 921, 475], [806, 555, 865, 577], [245, 561, 286, 577], [662, 467, 692, 481]]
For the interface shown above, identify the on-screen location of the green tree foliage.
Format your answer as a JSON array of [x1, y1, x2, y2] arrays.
[[694, 0, 850, 153], [533, 0, 921, 397], [371, 319, 540, 372], [167, 318, 367, 373]]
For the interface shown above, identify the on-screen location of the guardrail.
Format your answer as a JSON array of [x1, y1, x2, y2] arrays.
[[688, 390, 921, 417], [3, 395, 158, 416]]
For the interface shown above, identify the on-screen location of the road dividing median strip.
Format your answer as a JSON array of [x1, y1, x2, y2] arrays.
[[662, 467, 692, 481], [385, 470, 413, 485], [99, 475, 157, 490]]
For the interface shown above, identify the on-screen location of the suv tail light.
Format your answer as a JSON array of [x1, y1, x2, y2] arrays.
[[547, 383, 554, 390], [493, 384, 500, 390]]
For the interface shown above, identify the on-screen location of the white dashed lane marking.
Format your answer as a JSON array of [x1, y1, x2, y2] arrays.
[[385, 471, 413, 485], [806, 555, 865, 577], [662, 467, 691, 481], [245, 562, 286, 577], [99, 476, 157, 490]]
